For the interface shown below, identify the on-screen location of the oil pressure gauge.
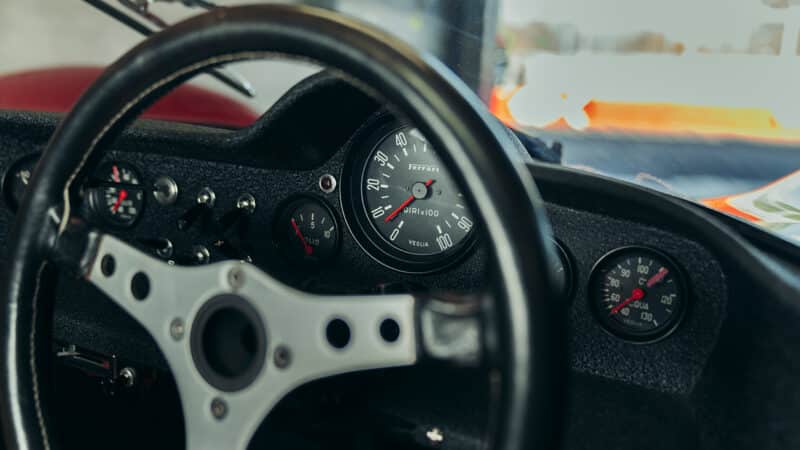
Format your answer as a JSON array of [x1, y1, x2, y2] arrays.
[[590, 247, 687, 342], [276, 197, 339, 265]]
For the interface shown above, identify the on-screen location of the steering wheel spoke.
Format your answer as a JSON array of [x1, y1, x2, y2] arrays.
[[79, 232, 462, 449]]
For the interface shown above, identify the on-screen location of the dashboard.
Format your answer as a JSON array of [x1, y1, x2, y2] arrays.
[[0, 74, 732, 399]]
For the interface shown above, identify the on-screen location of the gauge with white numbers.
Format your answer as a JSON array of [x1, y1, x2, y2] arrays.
[[89, 162, 145, 228], [342, 118, 477, 273], [590, 247, 688, 342]]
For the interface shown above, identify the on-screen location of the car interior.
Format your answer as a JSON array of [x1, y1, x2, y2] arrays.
[[0, 2, 798, 450]]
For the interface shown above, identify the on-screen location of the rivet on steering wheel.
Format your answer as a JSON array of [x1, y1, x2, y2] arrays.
[[210, 398, 228, 420], [169, 318, 185, 341], [227, 266, 245, 290]]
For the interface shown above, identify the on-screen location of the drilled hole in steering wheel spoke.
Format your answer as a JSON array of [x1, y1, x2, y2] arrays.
[[326, 318, 351, 349], [100, 254, 116, 277], [130, 272, 150, 301]]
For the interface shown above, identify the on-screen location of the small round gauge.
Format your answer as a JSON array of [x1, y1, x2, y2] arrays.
[[276, 197, 339, 265], [590, 247, 687, 342], [90, 162, 145, 227], [342, 118, 476, 273]]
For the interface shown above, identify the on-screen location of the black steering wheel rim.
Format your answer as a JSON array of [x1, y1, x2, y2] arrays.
[[0, 5, 562, 450]]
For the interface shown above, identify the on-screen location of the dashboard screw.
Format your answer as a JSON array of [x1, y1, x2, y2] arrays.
[[274, 345, 291, 369], [319, 174, 337, 194], [170, 318, 185, 341], [210, 398, 228, 420]]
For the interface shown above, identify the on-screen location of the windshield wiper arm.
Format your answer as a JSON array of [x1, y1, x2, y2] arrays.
[[83, 0, 256, 99]]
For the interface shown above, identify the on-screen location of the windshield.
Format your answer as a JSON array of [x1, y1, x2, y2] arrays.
[[3, 0, 800, 243]]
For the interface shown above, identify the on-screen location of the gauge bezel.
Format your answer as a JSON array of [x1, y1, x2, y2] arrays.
[[552, 239, 575, 303], [273, 194, 341, 266], [89, 161, 145, 228], [588, 246, 689, 343], [340, 114, 478, 274]]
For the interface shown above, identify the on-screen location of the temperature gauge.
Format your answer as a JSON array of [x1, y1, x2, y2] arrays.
[[590, 247, 687, 342], [89, 162, 145, 227], [276, 197, 339, 265]]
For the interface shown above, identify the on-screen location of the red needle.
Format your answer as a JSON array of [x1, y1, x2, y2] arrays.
[[646, 267, 670, 288], [610, 287, 645, 315], [384, 179, 435, 223], [111, 165, 121, 183], [111, 189, 128, 213], [290, 218, 314, 256]]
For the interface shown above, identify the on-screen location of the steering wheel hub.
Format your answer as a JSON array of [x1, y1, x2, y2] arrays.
[[190, 294, 267, 393]]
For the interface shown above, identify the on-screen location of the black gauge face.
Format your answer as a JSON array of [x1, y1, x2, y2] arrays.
[[590, 248, 687, 342], [344, 120, 476, 273], [277, 197, 339, 265], [90, 162, 145, 227]]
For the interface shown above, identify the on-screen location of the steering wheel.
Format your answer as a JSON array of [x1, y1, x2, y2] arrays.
[[0, 5, 562, 450]]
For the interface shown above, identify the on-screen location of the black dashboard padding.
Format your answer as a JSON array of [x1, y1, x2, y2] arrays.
[[547, 203, 725, 393]]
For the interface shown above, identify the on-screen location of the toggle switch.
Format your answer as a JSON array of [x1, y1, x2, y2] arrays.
[[177, 187, 215, 231], [218, 193, 256, 231]]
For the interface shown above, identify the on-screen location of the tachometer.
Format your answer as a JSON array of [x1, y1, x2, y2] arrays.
[[589, 247, 688, 342], [342, 118, 476, 273]]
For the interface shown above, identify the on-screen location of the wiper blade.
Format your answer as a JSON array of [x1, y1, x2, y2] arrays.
[[83, 0, 256, 99]]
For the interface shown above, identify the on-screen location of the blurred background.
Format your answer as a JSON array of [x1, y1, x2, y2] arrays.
[[4, 0, 800, 241]]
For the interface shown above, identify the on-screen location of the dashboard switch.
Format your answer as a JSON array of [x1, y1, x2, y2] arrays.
[[177, 187, 215, 231], [218, 193, 256, 231], [139, 238, 174, 259], [214, 239, 253, 263], [152, 175, 179, 206], [178, 245, 211, 265]]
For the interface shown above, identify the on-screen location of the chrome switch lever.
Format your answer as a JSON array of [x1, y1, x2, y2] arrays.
[[177, 187, 215, 231]]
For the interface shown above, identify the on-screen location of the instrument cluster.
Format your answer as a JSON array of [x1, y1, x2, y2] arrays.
[[1, 116, 692, 345]]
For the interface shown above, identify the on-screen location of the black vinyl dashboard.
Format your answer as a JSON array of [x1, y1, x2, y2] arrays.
[[0, 73, 798, 450]]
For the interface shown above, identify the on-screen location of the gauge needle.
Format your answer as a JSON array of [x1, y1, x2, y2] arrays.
[[610, 287, 645, 315], [111, 189, 128, 213], [384, 179, 435, 223], [646, 267, 669, 288], [290, 218, 314, 256], [112, 165, 121, 183]]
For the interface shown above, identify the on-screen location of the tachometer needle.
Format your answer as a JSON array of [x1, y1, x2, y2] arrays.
[[610, 287, 645, 315], [290, 218, 314, 256], [111, 189, 128, 213], [384, 179, 434, 223], [646, 267, 669, 288]]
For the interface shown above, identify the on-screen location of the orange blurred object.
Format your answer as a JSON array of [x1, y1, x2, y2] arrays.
[[700, 195, 761, 222], [488, 86, 521, 128], [488, 86, 800, 142], [580, 100, 800, 140]]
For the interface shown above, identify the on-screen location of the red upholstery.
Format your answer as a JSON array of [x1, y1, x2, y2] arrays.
[[0, 67, 259, 128]]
